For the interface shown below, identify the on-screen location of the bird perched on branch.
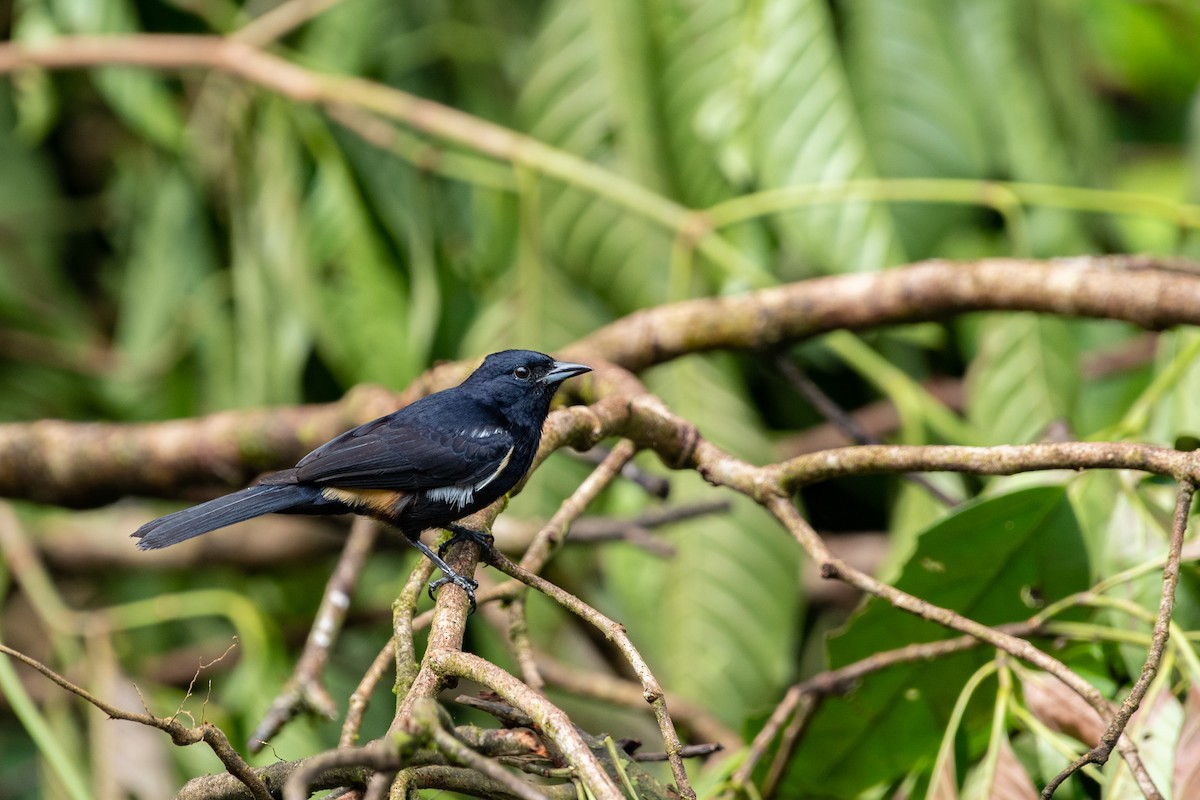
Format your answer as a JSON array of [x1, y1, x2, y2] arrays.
[[133, 350, 592, 610]]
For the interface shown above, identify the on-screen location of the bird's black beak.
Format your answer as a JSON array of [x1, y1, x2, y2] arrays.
[[543, 360, 592, 384]]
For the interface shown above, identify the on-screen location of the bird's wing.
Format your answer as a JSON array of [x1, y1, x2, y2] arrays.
[[293, 413, 515, 491]]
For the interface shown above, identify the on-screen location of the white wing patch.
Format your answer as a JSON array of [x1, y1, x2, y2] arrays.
[[425, 446, 515, 510], [424, 484, 477, 509]]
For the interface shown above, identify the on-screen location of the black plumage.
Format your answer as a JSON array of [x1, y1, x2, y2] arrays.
[[132, 350, 591, 607]]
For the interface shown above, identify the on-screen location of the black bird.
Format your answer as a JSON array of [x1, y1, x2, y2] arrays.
[[133, 350, 591, 608]]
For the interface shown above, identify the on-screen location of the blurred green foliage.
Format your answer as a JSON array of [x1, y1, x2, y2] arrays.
[[1, 0, 1200, 798]]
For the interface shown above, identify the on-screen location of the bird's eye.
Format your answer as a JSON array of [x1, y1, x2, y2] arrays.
[[513, 366, 531, 380]]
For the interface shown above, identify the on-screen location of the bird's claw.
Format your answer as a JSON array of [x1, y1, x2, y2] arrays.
[[428, 572, 479, 614], [437, 525, 495, 559]]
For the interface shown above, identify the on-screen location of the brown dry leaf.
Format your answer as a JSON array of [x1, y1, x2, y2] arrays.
[[990, 736, 1039, 800], [1020, 670, 1105, 746], [928, 746, 958, 800], [1173, 685, 1200, 797]]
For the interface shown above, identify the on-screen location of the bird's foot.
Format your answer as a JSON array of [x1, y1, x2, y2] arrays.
[[427, 571, 479, 614], [437, 524, 495, 558]]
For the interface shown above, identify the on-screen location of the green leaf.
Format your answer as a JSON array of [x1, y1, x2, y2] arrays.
[[50, 0, 184, 150], [745, 0, 904, 275], [224, 102, 316, 407], [845, 0, 991, 256], [1069, 471, 1200, 678], [652, 0, 752, 205], [951, 0, 1095, 254], [1146, 329, 1200, 444], [966, 313, 1080, 446], [517, 0, 675, 310], [776, 486, 1089, 797], [105, 162, 222, 417], [602, 355, 803, 725]]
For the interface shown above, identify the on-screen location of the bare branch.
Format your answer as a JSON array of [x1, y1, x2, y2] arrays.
[[0, 643, 272, 800], [774, 353, 958, 506], [574, 257, 1200, 370], [485, 550, 695, 800], [1041, 480, 1196, 798], [250, 518, 380, 751], [1, 258, 1200, 505], [429, 651, 625, 800], [773, 441, 1200, 489]]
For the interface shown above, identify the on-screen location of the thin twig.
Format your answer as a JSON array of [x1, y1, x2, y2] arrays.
[[631, 743, 723, 761], [774, 354, 958, 506], [251, 518, 380, 751], [396, 766, 580, 800], [761, 693, 820, 799], [507, 440, 638, 690], [764, 496, 1162, 799], [429, 651, 625, 800], [343, 578, 524, 750], [361, 769, 395, 800], [282, 741, 398, 800], [340, 632, 397, 749], [232, 0, 345, 46], [565, 499, 732, 556], [486, 550, 695, 800], [0, 643, 273, 800], [392, 555, 437, 713], [431, 724, 550, 800], [572, 444, 670, 498], [534, 655, 739, 749], [1041, 480, 1196, 798]]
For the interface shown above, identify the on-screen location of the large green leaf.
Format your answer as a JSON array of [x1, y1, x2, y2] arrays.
[[845, 0, 990, 257], [104, 162, 223, 417], [744, 0, 904, 275], [652, 0, 751, 207], [1146, 329, 1200, 444], [776, 486, 1089, 797], [517, 0, 676, 310], [224, 101, 316, 407], [951, 0, 1095, 255], [650, 0, 774, 268], [49, 0, 184, 150], [966, 313, 1080, 446], [324, 124, 448, 386], [1070, 471, 1200, 678], [601, 355, 802, 725]]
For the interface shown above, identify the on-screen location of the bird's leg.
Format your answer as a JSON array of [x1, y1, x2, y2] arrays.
[[437, 523, 495, 558], [409, 537, 479, 613]]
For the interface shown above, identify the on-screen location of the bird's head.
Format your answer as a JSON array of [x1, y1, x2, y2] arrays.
[[461, 350, 591, 417]]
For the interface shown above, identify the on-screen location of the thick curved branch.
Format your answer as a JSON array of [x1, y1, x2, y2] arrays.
[[572, 256, 1200, 370], [1, 258, 1199, 506]]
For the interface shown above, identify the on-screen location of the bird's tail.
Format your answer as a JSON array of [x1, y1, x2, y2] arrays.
[[132, 484, 321, 550]]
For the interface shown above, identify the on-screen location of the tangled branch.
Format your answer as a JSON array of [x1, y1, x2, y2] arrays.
[[3, 254, 1199, 800]]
